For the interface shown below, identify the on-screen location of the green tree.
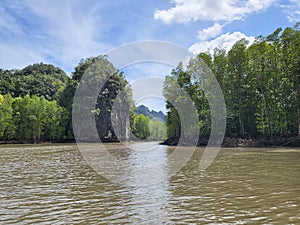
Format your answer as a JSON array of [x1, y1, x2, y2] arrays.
[[0, 94, 15, 141], [132, 114, 151, 139], [162, 24, 300, 146], [11, 95, 68, 142], [0, 63, 68, 101], [163, 75, 181, 140], [280, 24, 300, 136], [63, 56, 133, 141], [226, 39, 250, 137], [42, 99, 69, 142], [149, 120, 166, 141]]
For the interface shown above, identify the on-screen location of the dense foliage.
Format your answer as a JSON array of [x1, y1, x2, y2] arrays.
[[148, 120, 167, 141], [0, 63, 68, 101], [60, 56, 133, 142], [0, 94, 69, 143], [0, 63, 70, 143], [164, 24, 300, 144], [133, 105, 167, 140], [132, 114, 151, 139], [0, 57, 134, 143]]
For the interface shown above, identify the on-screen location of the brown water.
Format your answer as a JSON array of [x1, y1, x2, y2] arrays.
[[0, 143, 299, 224]]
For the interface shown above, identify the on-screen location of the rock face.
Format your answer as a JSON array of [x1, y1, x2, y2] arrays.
[[96, 82, 132, 142], [111, 91, 131, 142], [135, 105, 166, 122]]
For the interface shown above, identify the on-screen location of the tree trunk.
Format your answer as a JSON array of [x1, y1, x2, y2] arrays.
[[297, 73, 300, 136], [238, 112, 245, 136], [297, 92, 300, 136]]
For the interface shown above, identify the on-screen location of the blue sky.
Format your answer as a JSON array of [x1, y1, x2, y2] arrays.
[[0, 0, 299, 111]]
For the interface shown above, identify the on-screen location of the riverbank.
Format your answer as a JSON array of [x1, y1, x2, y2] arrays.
[[161, 136, 300, 147], [2, 136, 300, 148], [0, 140, 75, 145]]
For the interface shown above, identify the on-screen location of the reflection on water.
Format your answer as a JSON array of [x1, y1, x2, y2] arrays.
[[124, 143, 171, 224], [0, 143, 299, 224]]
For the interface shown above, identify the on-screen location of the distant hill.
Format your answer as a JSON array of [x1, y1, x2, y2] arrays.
[[135, 105, 166, 123], [0, 63, 68, 101]]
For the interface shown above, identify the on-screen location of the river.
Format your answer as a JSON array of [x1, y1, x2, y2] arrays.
[[0, 143, 299, 224]]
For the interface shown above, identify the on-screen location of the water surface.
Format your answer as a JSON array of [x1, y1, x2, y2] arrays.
[[0, 143, 299, 224]]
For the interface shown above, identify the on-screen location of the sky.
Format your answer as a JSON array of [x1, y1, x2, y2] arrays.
[[0, 0, 299, 112]]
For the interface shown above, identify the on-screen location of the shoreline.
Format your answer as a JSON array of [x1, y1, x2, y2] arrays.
[[160, 136, 300, 148], [1, 136, 300, 148]]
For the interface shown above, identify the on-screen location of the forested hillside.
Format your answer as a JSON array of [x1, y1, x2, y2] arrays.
[[0, 57, 165, 143], [0, 57, 134, 143], [0, 63, 71, 143], [135, 105, 166, 122], [0, 63, 68, 100], [164, 24, 300, 146]]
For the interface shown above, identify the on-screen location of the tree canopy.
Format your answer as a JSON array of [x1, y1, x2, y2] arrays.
[[0, 63, 69, 101], [164, 24, 300, 146]]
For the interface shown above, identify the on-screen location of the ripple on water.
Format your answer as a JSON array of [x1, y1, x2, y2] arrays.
[[0, 144, 299, 224]]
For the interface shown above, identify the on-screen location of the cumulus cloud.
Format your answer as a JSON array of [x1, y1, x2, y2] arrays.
[[189, 31, 255, 54], [154, 0, 276, 24], [197, 23, 223, 41]]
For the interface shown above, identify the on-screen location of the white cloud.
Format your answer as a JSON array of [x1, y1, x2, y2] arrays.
[[123, 62, 174, 82], [154, 0, 276, 24], [197, 23, 223, 41], [22, 0, 110, 70], [0, 0, 111, 73], [189, 31, 255, 54], [0, 5, 24, 35], [281, 0, 300, 23], [0, 4, 46, 70], [0, 44, 46, 69]]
